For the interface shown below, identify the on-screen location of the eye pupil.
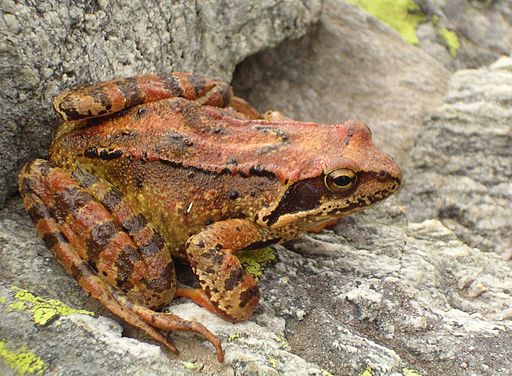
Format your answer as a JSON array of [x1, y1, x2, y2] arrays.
[[324, 168, 356, 192], [333, 175, 352, 187]]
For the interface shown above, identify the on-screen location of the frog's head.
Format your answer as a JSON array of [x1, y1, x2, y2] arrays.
[[257, 121, 402, 229]]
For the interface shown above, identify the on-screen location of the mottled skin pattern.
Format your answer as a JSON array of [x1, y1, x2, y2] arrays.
[[18, 72, 402, 363]]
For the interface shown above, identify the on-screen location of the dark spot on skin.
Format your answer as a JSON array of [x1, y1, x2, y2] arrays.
[[254, 126, 289, 142], [160, 74, 184, 97], [204, 218, 213, 226], [228, 190, 239, 199], [212, 127, 224, 134], [53, 187, 93, 221], [121, 213, 148, 234], [116, 77, 144, 109], [188, 169, 195, 178], [249, 165, 276, 180], [27, 203, 51, 223], [164, 132, 194, 148], [195, 240, 205, 248], [139, 233, 165, 256], [239, 286, 259, 308], [188, 75, 207, 96], [226, 158, 237, 166], [83, 147, 123, 160], [215, 243, 222, 251], [159, 159, 233, 177], [202, 248, 224, 265], [42, 231, 69, 249], [224, 268, 245, 291], [86, 221, 120, 263], [114, 244, 142, 292], [72, 168, 98, 188], [249, 189, 256, 197], [101, 188, 123, 211], [90, 86, 113, 113], [58, 97, 85, 121]]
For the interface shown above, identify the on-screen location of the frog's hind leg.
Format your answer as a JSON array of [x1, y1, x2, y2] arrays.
[[54, 72, 234, 122], [19, 159, 224, 362]]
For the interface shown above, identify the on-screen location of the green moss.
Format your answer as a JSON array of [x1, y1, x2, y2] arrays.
[[236, 247, 276, 278], [346, 0, 426, 45], [0, 341, 47, 375], [267, 354, 279, 368], [359, 365, 373, 376], [8, 288, 94, 326], [402, 368, 423, 376]]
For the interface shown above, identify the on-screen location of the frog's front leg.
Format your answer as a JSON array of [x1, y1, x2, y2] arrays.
[[54, 72, 234, 122], [184, 220, 280, 322], [18, 159, 224, 362]]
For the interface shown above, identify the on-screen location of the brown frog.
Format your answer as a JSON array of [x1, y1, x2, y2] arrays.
[[18, 72, 402, 362]]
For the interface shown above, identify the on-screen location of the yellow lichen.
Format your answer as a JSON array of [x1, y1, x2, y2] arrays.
[[227, 332, 244, 342], [359, 365, 373, 376], [8, 288, 94, 326], [276, 335, 290, 350], [321, 368, 334, 376], [236, 247, 276, 278], [432, 15, 460, 57], [437, 27, 460, 57], [346, 0, 426, 45], [267, 354, 279, 368], [181, 361, 196, 370], [402, 368, 423, 376], [0, 341, 47, 376]]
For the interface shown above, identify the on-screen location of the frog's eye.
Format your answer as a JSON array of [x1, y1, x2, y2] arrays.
[[324, 169, 356, 192]]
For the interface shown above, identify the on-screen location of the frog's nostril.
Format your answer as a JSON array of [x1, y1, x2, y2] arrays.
[[377, 171, 389, 181]]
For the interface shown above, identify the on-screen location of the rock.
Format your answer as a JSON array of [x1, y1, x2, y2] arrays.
[[232, 0, 451, 167], [404, 56, 512, 259], [0, 0, 321, 207], [416, 0, 512, 70]]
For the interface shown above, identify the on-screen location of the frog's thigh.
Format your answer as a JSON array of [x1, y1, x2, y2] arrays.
[[19, 159, 176, 307], [185, 219, 276, 322], [54, 72, 233, 121], [18, 159, 179, 351]]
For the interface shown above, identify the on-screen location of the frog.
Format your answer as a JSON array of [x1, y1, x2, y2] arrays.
[[18, 72, 402, 363]]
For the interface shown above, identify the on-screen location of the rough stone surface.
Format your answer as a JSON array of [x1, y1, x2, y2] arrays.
[[404, 56, 512, 259], [0, 0, 321, 207], [416, 0, 512, 70], [233, 0, 451, 167]]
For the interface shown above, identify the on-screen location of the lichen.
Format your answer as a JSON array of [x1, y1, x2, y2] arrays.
[[8, 287, 94, 326], [437, 26, 460, 57], [0, 341, 47, 376], [267, 354, 279, 368], [321, 369, 334, 376], [346, 0, 426, 45], [402, 368, 423, 376], [227, 332, 244, 342], [236, 247, 276, 278], [276, 335, 290, 350], [359, 365, 373, 376], [432, 15, 460, 58], [181, 361, 196, 370]]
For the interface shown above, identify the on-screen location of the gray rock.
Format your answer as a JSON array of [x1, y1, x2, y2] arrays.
[[0, 0, 321, 207], [416, 0, 512, 70], [404, 56, 512, 259], [233, 0, 451, 167]]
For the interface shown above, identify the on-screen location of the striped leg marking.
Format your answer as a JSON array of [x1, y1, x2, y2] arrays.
[[19, 159, 224, 362]]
